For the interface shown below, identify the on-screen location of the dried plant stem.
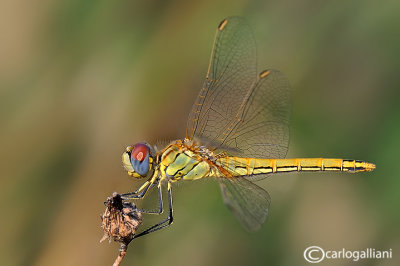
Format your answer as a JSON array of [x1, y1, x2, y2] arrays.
[[113, 244, 128, 266]]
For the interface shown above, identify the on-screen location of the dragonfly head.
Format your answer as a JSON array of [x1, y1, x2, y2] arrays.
[[122, 143, 154, 178]]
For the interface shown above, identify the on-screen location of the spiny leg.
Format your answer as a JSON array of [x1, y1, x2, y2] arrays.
[[137, 183, 164, 214], [103, 184, 153, 206], [132, 181, 174, 240], [120, 181, 153, 199], [121, 170, 159, 200]]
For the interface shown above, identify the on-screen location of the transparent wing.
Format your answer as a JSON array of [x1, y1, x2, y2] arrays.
[[186, 17, 290, 159], [218, 177, 271, 232], [186, 16, 257, 141], [187, 17, 290, 230], [222, 69, 290, 159], [215, 70, 290, 227]]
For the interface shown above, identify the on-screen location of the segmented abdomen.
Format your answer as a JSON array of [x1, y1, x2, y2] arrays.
[[216, 157, 376, 177]]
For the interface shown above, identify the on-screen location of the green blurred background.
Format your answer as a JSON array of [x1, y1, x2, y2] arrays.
[[1, 0, 399, 265]]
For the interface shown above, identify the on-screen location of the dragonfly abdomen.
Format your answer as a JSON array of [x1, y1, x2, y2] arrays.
[[217, 157, 375, 177]]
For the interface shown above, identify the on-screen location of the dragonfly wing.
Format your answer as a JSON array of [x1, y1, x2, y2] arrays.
[[187, 16, 257, 141], [218, 177, 271, 232], [222, 69, 291, 159], [186, 17, 290, 159]]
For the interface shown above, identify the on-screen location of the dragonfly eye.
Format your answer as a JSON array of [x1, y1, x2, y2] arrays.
[[130, 143, 151, 176], [131, 143, 148, 162]]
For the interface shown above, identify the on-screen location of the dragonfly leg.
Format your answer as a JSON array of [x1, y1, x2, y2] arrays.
[[103, 186, 150, 206], [120, 181, 150, 199], [121, 173, 158, 200], [131, 182, 174, 240], [137, 183, 164, 215]]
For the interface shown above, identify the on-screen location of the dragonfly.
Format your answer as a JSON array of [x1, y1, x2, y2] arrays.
[[121, 16, 375, 239]]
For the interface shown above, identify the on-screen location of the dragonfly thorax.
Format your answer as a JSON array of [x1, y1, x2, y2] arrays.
[[183, 138, 218, 162], [155, 139, 222, 182]]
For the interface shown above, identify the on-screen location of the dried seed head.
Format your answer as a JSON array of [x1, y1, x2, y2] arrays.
[[100, 192, 142, 245]]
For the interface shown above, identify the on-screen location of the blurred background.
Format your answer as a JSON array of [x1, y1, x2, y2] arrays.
[[1, 0, 399, 265]]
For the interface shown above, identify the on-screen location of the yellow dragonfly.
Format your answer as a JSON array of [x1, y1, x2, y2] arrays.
[[121, 16, 375, 239]]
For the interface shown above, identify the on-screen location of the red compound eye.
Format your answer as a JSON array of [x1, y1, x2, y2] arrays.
[[131, 143, 149, 162]]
